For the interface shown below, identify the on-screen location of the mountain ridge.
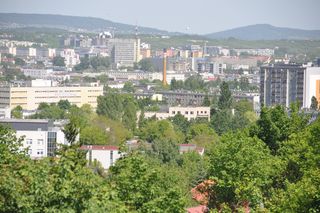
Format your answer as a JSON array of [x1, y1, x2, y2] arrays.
[[205, 24, 320, 40], [0, 13, 175, 35], [1, 13, 320, 40]]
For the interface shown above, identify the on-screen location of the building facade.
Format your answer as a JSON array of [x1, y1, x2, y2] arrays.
[[80, 145, 122, 170], [0, 81, 103, 110], [143, 106, 211, 121], [108, 38, 141, 67], [260, 64, 305, 107], [303, 66, 320, 108], [0, 119, 68, 159]]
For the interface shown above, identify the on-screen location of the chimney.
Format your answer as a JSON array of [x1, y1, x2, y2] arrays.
[[163, 48, 167, 86]]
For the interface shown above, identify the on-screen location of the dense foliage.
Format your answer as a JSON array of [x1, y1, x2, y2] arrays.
[[1, 87, 319, 212]]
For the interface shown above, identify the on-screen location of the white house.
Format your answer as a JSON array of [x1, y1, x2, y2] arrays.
[[80, 145, 122, 170], [143, 106, 211, 121]]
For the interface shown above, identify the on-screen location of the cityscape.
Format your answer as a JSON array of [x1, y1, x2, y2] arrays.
[[0, 0, 320, 212]]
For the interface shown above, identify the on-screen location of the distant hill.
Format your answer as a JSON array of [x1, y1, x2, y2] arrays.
[[205, 24, 320, 40], [0, 13, 174, 35]]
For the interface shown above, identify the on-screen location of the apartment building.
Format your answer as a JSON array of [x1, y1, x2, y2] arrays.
[[108, 38, 141, 67], [80, 145, 122, 170], [0, 119, 68, 159], [260, 64, 305, 108], [143, 106, 211, 121], [60, 49, 80, 68], [0, 80, 103, 110]]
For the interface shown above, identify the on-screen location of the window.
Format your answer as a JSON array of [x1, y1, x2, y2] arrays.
[[185, 111, 189, 114], [28, 149, 32, 155], [190, 111, 194, 115], [37, 139, 44, 145], [172, 111, 175, 114], [37, 149, 44, 156], [110, 151, 114, 166], [26, 139, 32, 145], [47, 132, 57, 157]]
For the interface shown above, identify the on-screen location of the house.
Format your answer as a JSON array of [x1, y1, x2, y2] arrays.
[[179, 144, 204, 155], [80, 145, 122, 169]]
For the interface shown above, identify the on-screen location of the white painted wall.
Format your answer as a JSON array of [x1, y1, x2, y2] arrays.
[[86, 148, 122, 169], [304, 67, 320, 108]]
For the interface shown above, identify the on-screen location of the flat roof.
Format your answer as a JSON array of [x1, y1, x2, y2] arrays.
[[80, 145, 119, 151]]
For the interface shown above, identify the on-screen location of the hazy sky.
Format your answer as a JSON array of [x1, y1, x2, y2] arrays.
[[1, 0, 320, 34]]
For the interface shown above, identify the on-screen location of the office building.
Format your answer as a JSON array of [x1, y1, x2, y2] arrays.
[[108, 38, 141, 67], [0, 119, 68, 159], [0, 80, 103, 110]]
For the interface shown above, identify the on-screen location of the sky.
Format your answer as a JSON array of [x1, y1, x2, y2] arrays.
[[1, 0, 320, 34]]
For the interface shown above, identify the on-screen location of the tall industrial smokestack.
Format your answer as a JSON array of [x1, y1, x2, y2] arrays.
[[163, 48, 167, 86]]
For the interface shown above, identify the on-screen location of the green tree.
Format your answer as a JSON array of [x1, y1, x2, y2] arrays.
[[207, 131, 280, 210], [57, 99, 71, 110], [218, 81, 233, 110], [202, 94, 211, 106], [186, 123, 218, 148], [97, 93, 124, 120], [14, 57, 26, 66], [31, 103, 65, 119], [74, 55, 90, 70], [62, 118, 80, 145], [268, 116, 320, 211], [250, 103, 309, 154], [310, 96, 318, 110], [149, 138, 180, 164], [52, 56, 65, 67], [108, 153, 185, 212], [184, 75, 206, 91], [170, 78, 184, 90], [138, 58, 154, 71], [139, 120, 184, 143], [122, 99, 137, 131], [211, 109, 233, 135], [11, 105, 23, 119], [170, 113, 190, 134], [90, 56, 100, 70], [123, 82, 135, 93]]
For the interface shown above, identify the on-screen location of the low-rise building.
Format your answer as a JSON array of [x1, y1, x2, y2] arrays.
[[80, 145, 122, 170], [143, 106, 211, 121], [0, 119, 68, 159], [179, 144, 204, 155]]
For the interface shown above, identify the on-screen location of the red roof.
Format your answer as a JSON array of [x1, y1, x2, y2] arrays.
[[187, 205, 208, 213], [80, 145, 119, 151]]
